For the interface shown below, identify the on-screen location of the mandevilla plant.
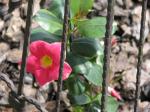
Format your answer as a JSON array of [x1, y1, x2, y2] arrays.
[[28, 0, 120, 112]]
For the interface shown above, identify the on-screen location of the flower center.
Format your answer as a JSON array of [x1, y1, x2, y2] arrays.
[[40, 55, 52, 68]]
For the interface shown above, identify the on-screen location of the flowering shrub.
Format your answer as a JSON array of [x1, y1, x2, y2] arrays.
[[27, 0, 121, 111]]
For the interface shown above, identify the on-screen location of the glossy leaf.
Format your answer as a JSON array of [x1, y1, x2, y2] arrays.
[[34, 9, 63, 36], [73, 106, 84, 112], [71, 38, 103, 58], [69, 94, 91, 105], [77, 17, 106, 38], [83, 63, 103, 86], [90, 95, 119, 112], [96, 54, 104, 67], [97, 95, 119, 112], [66, 53, 92, 74], [67, 53, 103, 86], [87, 103, 101, 112], [31, 27, 61, 43], [107, 96, 119, 112], [87, 99, 118, 112], [70, 0, 80, 17], [66, 75, 85, 95], [79, 0, 93, 13], [48, 0, 65, 19], [70, 0, 93, 17]]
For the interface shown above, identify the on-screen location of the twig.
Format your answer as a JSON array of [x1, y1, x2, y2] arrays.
[[18, 0, 34, 96], [101, 0, 115, 112], [134, 0, 148, 112], [20, 95, 48, 112], [0, 72, 16, 92], [56, 0, 69, 112], [0, 73, 48, 112]]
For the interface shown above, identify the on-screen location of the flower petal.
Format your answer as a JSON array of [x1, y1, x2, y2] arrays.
[[48, 42, 61, 65], [34, 69, 52, 86], [49, 62, 72, 81], [26, 55, 39, 74], [62, 62, 72, 80], [30, 41, 61, 61], [29, 40, 51, 58]]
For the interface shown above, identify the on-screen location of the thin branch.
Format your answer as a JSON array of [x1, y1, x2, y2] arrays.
[[56, 0, 69, 112], [101, 0, 115, 112], [134, 0, 148, 112]]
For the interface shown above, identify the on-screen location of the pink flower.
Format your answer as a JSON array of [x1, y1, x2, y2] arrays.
[[108, 86, 122, 101], [111, 36, 117, 46], [26, 40, 72, 86]]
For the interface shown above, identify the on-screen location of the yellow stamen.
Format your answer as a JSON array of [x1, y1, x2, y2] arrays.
[[40, 55, 52, 68]]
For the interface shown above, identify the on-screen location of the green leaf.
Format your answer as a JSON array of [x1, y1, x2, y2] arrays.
[[31, 27, 61, 43], [70, 0, 93, 17], [92, 94, 102, 103], [67, 53, 103, 86], [87, 103, 101, 112], [77, 17, 106, 38], [48, 0, 65, 20], [73, 106, 84, 112], [80, 0, 93, 13], [71, 38, 103, 58], [66, 53, 92, 74], [69, 94, 91, 105], [106, 96, 119, 112], [70, 0, 80, 17], [89, 95, 119, 112], [83, 63, 103, 86], [95, 95, 119, 112], [96, 54, 104, 67], [66, 75, 86, 95], [34, 9, 63, 36], [87, 97, 119, 112]]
